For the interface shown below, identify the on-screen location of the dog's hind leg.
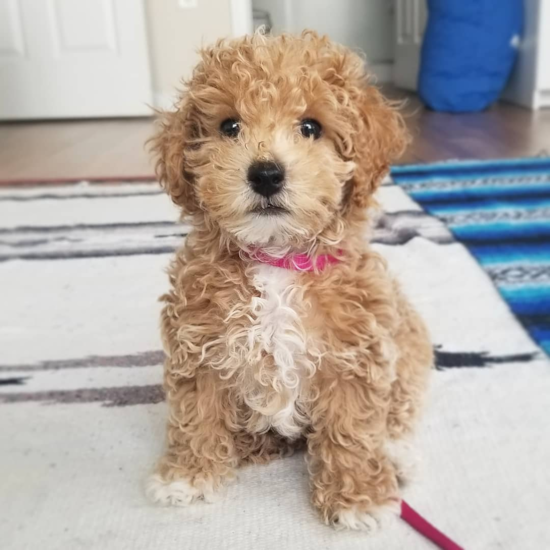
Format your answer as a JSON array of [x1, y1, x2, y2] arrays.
[[386, 301, 433, 485]]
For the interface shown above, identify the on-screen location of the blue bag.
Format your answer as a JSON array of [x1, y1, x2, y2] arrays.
[[418, 0, 523, 112]]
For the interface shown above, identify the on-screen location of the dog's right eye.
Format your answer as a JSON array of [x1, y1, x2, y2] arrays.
[[300, 119, 322, 140], [220, 118, 241, 138]]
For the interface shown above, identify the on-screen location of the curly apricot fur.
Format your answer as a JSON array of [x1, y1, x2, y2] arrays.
[[147, 31, 432, 530]]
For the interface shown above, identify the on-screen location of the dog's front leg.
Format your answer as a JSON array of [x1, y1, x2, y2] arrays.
[[308, 373, 399, 532], [146, 369, 239, 506]]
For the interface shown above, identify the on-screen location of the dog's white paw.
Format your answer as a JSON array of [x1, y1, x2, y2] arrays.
[[334, 501, 400, 533], [145, 473, 222, 506], [145, 474, 200, 507], [385, 438, 420, 485]]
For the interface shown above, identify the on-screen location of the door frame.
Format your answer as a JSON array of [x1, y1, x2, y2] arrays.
[[230, 0, 253, 36]]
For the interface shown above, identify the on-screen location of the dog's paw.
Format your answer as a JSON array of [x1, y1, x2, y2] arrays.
[[333, 501, 400, 533], [145, 473, 222, 506], [145, 474, 200, 507], [385, 438, 420, 486]]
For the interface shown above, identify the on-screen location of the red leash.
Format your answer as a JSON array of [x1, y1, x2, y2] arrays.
[[401, 500, 464, 550]]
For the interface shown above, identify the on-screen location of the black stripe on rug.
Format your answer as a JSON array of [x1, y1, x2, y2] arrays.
[[0, 385, 165, 407], [516, 314, 550, 327], [434, 348, 538, 369], [455, 235, 550, 247], [2, 234, 187, 249], [0, 350, 539, 407], [0, 351, 165, 372], [0, 247, 177, 262], [0, 221, 178, 235], [392, 160, 550, 181], [0, 348, 538, 374], [415, 190, 550, 206], [0, 377, 29, 386], [0, 190, 162, 202]]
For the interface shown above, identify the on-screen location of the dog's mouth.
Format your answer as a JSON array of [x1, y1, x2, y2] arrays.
[[250, 202, 289, 216]]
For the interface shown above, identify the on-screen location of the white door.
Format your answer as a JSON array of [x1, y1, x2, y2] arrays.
[[503, 0, 550, 109], [0, 0, 153, 119], [393, 0, 427, 91]]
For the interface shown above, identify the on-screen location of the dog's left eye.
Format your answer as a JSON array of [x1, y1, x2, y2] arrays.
[[300, 119, 322, 140], [220, 118, 241, 138]]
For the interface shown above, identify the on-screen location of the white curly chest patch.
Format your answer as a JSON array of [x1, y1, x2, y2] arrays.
[[248, 264, 312, 438]]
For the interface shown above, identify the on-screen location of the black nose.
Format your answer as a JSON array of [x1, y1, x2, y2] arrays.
[[247, 161, 285, 198]]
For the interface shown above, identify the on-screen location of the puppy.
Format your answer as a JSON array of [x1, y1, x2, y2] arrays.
[[146, 31, 433, 532]]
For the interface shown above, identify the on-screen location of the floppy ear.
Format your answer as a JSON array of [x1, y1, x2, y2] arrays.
[[349, 85, 408, 208], [150, 98, 199, 216]]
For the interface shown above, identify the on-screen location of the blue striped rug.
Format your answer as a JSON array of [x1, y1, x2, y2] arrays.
[[392, 158, 550, 355]]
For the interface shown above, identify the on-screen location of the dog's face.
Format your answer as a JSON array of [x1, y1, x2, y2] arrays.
[[153, 32, 406, 249]]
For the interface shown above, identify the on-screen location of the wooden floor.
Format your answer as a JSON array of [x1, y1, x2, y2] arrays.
[[0, 118, 154, 183], [394, 90, 550, 164], [1, 90, 549, 183]]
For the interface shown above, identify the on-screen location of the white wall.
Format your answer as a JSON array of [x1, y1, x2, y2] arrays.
[[253, 0, 395, 65], [145, 0, 395, 109], [145, 0, 234, 109]]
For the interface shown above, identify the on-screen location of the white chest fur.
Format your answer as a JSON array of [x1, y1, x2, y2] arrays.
[[247, 264, 312, 438]]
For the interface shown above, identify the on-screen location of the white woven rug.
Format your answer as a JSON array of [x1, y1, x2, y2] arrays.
[[1, 180, 549, 550]]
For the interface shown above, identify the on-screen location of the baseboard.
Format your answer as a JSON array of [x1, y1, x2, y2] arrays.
[[536, 90, 550, 109]]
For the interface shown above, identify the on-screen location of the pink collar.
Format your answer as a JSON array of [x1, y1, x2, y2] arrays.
[[247, 250, 341, 272]]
